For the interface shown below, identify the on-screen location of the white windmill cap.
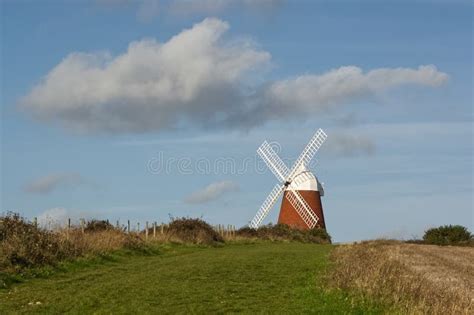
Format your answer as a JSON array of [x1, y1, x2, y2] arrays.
[[286, 164, 322, 193]]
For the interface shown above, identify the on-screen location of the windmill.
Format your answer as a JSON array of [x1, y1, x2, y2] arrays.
[[249, 128, 328, 230]]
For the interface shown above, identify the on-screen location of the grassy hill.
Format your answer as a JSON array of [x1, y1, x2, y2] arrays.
[[2, 216, 471, 314], [0, 243, 384, 314]]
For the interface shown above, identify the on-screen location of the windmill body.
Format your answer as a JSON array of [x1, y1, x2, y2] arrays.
[[278, 164, 326, 230], [249, 129, 328, 231]]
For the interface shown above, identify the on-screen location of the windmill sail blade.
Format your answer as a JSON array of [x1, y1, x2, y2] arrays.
[[285, 190, 319, 229], [249, 183, 285, 229], [288, 129, 327, 180], [257, 141, 290, 182]]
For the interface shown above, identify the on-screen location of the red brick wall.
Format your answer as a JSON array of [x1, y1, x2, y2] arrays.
[[277, 190, 326, 230]]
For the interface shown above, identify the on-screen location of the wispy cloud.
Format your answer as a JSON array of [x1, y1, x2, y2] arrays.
[[184, 180, 239, 204], [325, 133, 375, 157], [24, 173, 85, 194], [167, 0, 282, 16], [98, 0, 282, 22], [19, 18, 448, 134]]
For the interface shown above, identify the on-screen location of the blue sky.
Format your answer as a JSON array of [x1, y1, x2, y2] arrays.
[[1, 0, 472, 242]]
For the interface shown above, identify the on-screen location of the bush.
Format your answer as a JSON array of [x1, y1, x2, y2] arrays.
[[0, 212, 67, 271], [0, 212, 146, 274], [166, 218, 224, 244], [309, 227, 332, 243], [84, 219, 115, 232], [236, 224, 331, 244], [423, 225, 472, 246]]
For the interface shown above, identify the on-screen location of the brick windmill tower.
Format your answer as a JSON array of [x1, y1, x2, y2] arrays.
[[249, 129, 327, 230]]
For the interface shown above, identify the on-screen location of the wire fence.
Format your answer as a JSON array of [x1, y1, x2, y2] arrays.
[[27, 217, 238, 240]]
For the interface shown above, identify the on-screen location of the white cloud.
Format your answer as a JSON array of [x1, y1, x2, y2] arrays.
[[19, 18, 448, 134], [259, 65, 448, 120], [20, 18, 270, 133], [24, 173, 85, 194], [184, 180, 239, 204]]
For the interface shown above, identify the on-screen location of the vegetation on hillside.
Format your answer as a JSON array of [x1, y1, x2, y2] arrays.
[[0, 213, 142, 275], [422, 224, 473, 246], [0, 212, 331, 284], [4, 212, 471, 314], [329, 240, 473, 314], [164, 217, 224, 244], [236, 224, 331, 244]]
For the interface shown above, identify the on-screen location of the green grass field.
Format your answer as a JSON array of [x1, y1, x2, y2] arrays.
[[0, 243, 384, 314]]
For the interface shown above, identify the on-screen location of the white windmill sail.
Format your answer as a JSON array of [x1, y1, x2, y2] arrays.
[[287, 129, 327, 181], [285, 190, 319, 229], [249, 183, 285, 229], [257, 141, 290, 182]]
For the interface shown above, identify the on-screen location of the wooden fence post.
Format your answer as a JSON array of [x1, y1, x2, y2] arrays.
[[80, 219, 85, 234], [67, 218, 71, 240], [153, 222, 156, 239], [161, 223, 164, 235], [145, 221, 149, 240], [127, 220, 130, 234], [33, 217, 38, 228], [137, 222, 140, 233]]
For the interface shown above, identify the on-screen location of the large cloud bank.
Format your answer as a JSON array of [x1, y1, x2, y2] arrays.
[[19, 18, 448, 134]]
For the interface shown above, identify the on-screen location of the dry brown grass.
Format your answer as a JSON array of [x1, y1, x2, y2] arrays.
[[329, 240, 474, 314], [59, 229, 144, 254], [0, 215, 224, 275]]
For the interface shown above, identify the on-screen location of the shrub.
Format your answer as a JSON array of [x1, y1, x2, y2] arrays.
[[84, 219, 115, 232], [423, 225, 472, 246], [0, 213, 66, 271], [0, 213, 146, 274], [236, 224, 331, 244], [309, 227, 332, 243], [166, 218, 224, 244]]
